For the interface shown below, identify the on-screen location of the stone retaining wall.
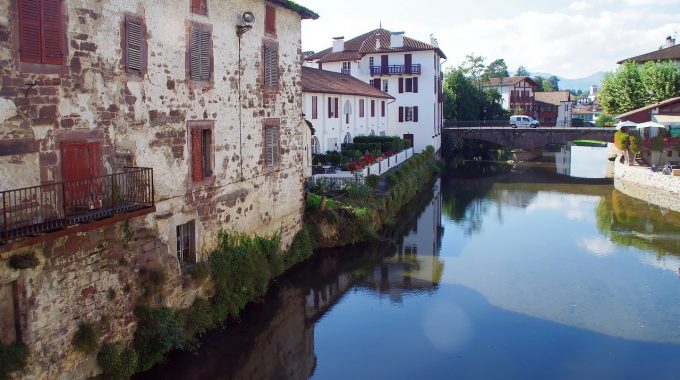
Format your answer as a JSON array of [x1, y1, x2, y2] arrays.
[[613, 159, 680, 213]]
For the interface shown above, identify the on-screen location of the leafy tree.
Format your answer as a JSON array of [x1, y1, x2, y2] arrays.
[[484, 59, 509, 79], [640, 60, 680, 104], [599, 61, 647, 115], [443, 67, 481, 121], [548, 75, 560, 91], [595, 114, 616, 128], [461, 54, 486, 90], [542, 79, 556, 92], [532, 76, 545, 92], [515, 66, 530, 76]]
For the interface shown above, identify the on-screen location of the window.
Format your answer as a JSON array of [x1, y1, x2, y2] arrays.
[[405, 107, 414, 122], [18, 0, 64, 65], [399, 106, 419, 122], [264, 123, 280, 167], [343, 132, 352, 144], [328, 97, 338, 118], [382, 80, 388, 93], [188, 24, 212, 82], [263, 43, 278, 88], [176, 221, 196, 265], [189, 121, 214, 182], [311, 96, 318, 119], [123, 15, 146, 75], [311, 136, 320, 154], [381, 101, 385, 117], [369, 57, 374, 68], [369, 79, 374, 87], [668, 150, 673, 157], [359, 99, 365, 117], [370, 100, 375, 117], [344, 100, 351, 124], [342, 61, 351, 75], [265, 4, 276, 35], [191, 0, 208, 15]]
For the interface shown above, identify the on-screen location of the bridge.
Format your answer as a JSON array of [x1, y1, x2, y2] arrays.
[[443, 121, 616, 150]]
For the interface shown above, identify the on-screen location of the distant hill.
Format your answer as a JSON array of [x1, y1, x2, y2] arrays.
[[530, 72, 606, 92]]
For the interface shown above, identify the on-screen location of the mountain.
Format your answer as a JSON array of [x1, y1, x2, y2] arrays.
[[530, 72, 606, 92]]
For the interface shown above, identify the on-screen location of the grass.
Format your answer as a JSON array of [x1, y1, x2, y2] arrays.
[[573, 139, 607, 147]]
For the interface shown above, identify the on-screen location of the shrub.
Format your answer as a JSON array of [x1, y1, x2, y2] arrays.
[[97, 343, 138, 380], [0, 343, 28, 380], [184, 261, 210, 282], [133, 306, 183, 371], [342, 181, 370, 199], [629, 134, 642, 154], [614, 131, 629, 150], [365, 175, 380, 190], [9, 253, 39, 270], [181, 298, 215, 347], [305, 193, 322, 211], [285, 225, 315, 267], [651, 135, 664, 152], [72, 322, 100, 355]]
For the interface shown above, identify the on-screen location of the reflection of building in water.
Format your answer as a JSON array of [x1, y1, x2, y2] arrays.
[[555, 145, 609, 178], [556, 146, 571, 175], [305, 272, 352, 321]]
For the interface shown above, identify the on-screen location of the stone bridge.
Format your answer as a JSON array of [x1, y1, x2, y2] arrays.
[[443, 125, 616, 150]]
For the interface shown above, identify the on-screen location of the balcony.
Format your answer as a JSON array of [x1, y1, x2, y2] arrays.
[[510, 95, 534, 104], [1, 167, 154, 244], [341, 68, 351, 75], [370, 64, 421, 76]]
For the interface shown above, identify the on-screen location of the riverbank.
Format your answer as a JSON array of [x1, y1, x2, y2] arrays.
[[614, 159, 680, 213]]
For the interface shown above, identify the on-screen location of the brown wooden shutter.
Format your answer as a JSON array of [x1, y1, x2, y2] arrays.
[[263, 44, 278, 87], [202, 129, 212, 177], [381, 101, 385, 117], [334, 98, 339, 119], [405, 54, 412, 74], [398, 78, 404, 93], [359, 99, 364, 117], [265, 126, 279, 167], [191, 128, 204, 182], [371, 100, 375, 117], [327, 97, 332, 118], [19, 0, 42, 63], [414, 106, 419, 122], [190, 29, 211, 81], [373, 78, 381, 90], [125, 17, 144, 74], [398, 107, 403, 122], [413, 77, 418, 93], [200, 30, 211, 80], [265, 4, 276, 35], [312, 96, 317, 119], [41, 0, 63, 64], [381, 55, 388, 74]]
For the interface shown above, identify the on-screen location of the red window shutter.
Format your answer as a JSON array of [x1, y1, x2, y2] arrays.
[[373, 78, 381, 90], [398, 107, 403, 122], [312, 96, 317, 119], [371, 100, 375, 117], [265, 5, 276, 35], [191, 128, 204, 182], [19, 0, 42, 63], [414, 106, 419, 122], [192, 0, 207, 14], [41, 0, 63, 64], [398, 78, 404, 93], [359, 99, 364, 117], [405, 54, 412, 74], [413, 77, 418, 93], [87, 142, 102, 177], [381, 101, 385, 117], [334, 98, 339, 119]]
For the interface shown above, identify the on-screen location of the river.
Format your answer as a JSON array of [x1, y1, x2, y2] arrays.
[[138, 157, 680, 380]]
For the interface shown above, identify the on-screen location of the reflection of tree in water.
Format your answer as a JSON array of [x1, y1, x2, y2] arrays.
[[596, 190, 680, 257]]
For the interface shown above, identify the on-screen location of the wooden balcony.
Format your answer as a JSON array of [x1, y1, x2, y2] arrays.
[[510, 96, 534, 103], [1, 167, 154, 244], [370, 64, 421, 76]]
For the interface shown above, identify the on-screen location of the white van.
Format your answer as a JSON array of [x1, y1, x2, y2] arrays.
[[509, 115, 539, 128]]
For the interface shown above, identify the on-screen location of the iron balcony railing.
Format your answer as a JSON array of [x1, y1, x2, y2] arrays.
[[341, 68, 351, 75], [1, 167, 154, 243], [370, 64, 421, 76]]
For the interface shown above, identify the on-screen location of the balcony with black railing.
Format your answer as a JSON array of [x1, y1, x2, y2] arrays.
[[370, 64, 421, 76], [341, 68, 351, 75], [1, 167, 154, 244]]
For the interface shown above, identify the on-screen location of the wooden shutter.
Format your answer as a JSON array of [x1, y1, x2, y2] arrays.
[[202, 129, 212, 177], [19, 0, 42, 63], [265, 4, 276, 35], [191, 128, 204, 182], [327, 97, 332, 118], [125, 16, 144, 74], [398, 107, 403, 122], [413, 77, 418, 93], [398, 78, 404, 93], [334, 98, 339, 119], [371, 100, 375, 117], [41, 0, 63, 64], [265, 126, 279, 167], [404, 54, 412, 74], [263, 44, 278, 87], [381, 101, 385, 117], [381, 55, 388, 74], [373, 78, 381, 90], [359, 99, 364, 117], [414, 106, 419, 122], [312, 96, 317, 119], [190, 29, 211, 81]]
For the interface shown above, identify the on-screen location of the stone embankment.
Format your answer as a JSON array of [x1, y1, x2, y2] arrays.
[[614, 159, 680, 213]]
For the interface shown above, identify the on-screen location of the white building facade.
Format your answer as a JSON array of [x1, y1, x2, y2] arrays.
[[305, 29, 445, 154]]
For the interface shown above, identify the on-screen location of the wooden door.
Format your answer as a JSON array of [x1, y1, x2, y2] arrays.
[[61, 142, 102, 212], [403, 134, 414, 149]]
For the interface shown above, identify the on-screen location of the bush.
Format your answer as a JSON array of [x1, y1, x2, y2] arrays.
[[133, 306, 183, 372], [9, 253, 39, 270], [181, 298, 215, 346], [365, 175, 380, 190], [614, 131, 629, 150], [305, 193, 322, 211], [184, 261, 210, 282], [97, 343, 138, 380], [0, 343, 28, 380], [285, 225, 315, 267], [629, 134, 642, 153], [72, 322, 100, 355], [342, 181, 371, 199]]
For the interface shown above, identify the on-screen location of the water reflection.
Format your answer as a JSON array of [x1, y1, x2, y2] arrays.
[[555, 144, 609, 178]]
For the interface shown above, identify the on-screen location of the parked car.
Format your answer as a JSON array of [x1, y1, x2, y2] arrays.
[[509, 115, 539, 128]]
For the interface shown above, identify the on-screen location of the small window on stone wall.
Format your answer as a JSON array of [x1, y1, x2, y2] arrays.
[[0, 281, 19, 345], [176, 220, 196, 265]]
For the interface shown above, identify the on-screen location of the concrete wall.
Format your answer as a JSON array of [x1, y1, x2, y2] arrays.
[[0, 0, 310, 378], [614, 160, 680, 213]]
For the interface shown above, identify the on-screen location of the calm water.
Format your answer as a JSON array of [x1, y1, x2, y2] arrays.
[[139, 161, 680, 380]]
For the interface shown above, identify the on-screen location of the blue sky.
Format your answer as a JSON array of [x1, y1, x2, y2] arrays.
[[298, 0, 680, 78]]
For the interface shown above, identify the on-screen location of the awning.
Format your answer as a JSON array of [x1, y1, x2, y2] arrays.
[[652, 114, 680, 125]]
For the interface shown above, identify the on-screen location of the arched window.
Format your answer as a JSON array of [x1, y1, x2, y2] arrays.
[[343, 132, 352, 144], [311, 136, 320, 154], [344, 100, 352, 124]]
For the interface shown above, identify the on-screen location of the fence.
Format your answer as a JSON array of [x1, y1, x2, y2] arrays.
[[360, 147, 414, 176]]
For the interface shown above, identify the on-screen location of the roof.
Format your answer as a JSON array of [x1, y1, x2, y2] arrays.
[[306, 28, 446, 63], [535, 91, 571, 105], [482, 76, 537, 88], [617, 44, 680, 64], [617, 96, 680, 118], [301, 67, 394, 99], [653, 114, 680, 125], [269, 0, 319, 20]]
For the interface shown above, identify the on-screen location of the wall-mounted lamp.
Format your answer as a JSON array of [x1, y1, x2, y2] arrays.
[[236, 11, 255, 37]]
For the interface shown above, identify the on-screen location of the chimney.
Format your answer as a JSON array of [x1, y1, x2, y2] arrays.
[[666, 35, 676, 48], [430, 34, 439, 48], [375, 32, 382, 50], [390, 32, 404, 48], [332, 36, 345, 53]]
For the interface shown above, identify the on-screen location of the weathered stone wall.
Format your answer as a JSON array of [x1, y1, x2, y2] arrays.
[[614, 159, 680, 213], [0, 0, 310, 378]]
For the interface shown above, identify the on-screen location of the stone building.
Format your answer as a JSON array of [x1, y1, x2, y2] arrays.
[[0, 0, 317, 378]]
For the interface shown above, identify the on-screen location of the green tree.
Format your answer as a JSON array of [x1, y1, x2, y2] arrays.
[[443, 67, 482, 121], [532, 76, 545, 92], [599, 61, 647, 115], [542, 79, 556, 92], [640, 60, 680, 104], [595, 114, 616, 128], [484, 59, 509, 79], [515, 66, 530, 76], [548, 75, 560, 91], [461, 54, 486, 90]]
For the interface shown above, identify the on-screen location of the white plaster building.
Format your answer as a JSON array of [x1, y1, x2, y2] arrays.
[[302, 67, 393, 153], [482, 76, 538, 117], [305, 29, 446, 154]]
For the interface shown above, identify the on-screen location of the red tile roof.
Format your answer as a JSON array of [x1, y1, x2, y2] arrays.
[[617, 96, 680, 118], [617, 44, 680, 64], [535, 91, 571, 105], [306, 28, 446, 63], [302, 67, 394, 99], [482, 76, 538, 88]]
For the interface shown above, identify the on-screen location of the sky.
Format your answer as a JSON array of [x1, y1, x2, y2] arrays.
[[297, 0, 680, 79]]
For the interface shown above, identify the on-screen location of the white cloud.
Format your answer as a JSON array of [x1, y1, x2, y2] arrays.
[[569, 1, 594, 11], [580, 236, 615, 256]]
